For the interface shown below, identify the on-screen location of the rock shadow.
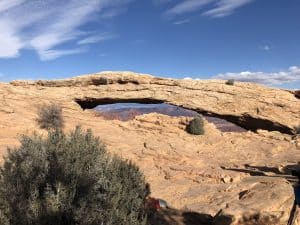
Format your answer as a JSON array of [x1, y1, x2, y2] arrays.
[[222, 164, 300, 208], [295, 90, 300, 99], [222, 164, 300, 224], [221, 164, 300, 184], [149, 208, 213, 225]]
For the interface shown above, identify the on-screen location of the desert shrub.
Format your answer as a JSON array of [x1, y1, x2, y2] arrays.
[[186, 117, 205, 135], [225, 79, 235, 85], [0, 127, 150, 225], [37, 103, 64, 130]]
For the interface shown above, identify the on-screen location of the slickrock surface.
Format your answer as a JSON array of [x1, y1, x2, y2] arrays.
[[1, 71, 300, 225], [9, 71, 300, 134]]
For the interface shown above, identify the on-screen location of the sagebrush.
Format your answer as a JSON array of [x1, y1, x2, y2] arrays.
[[225, 79, 235, 85], [37, 103, 64, 130], [0, 127, 150, 225], [186, 117, 205, 135]]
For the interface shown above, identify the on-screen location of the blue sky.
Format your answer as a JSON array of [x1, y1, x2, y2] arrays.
[[0, 0, 299, 89]]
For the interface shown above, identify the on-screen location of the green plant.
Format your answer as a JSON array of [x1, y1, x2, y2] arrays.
[[186, 117, 205, 135], [37, 103, 64, 130], [0, 127, 150, 225], [225, 79, 235, 86]]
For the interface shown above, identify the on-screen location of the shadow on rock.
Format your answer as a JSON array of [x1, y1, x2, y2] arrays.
[[149, 208, 213, 225], [222, 163, 300, 208], [221, 163, 300, 184]]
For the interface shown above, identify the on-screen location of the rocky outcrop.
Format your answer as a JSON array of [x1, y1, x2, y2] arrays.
[[10, 71, 300, 134], [213, 177, 294, 225], [1, 71, 300, 225]]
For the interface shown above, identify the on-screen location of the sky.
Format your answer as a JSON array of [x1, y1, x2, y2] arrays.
[[0, 0, 299, 89]]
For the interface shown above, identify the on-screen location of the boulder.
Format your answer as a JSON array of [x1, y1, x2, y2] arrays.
[[213, 177, 294, 225]]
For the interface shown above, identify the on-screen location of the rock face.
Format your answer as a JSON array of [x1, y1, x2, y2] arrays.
[[10, 71, 300, 134], [1, 71, 300, 225], [213, 177, 294, 225]]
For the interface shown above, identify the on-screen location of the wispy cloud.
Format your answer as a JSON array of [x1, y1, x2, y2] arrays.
[[0, 0, 132, 60], [0, 0, 25, 13], [99, 53, 108, 57], [213, 66, 300, 85], [132, 39, 145, 44], [78, 33, 118, 45], [166, 0, 214, 16], [38, 48, 87, 61], [173, 19, 190, 25], [164, 0, 254, 18], [260, 45, 271, 51], [203, 0, 254, 17]]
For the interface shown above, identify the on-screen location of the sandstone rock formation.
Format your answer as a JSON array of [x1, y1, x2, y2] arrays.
[[1, 71, 300, 225], [94, 103, 247, 132], [10, 71, 300, 134]]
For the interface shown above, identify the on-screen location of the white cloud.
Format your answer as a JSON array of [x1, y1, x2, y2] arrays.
[[183, 77, 201, 80], [164, 0, 254, 18], [0, 0, 131, 60], [78, 33, 118, 45], [0, 21, 23, 57], [173, 19, 190, 25], [99, 53, 108, 57], [166, 0, 214, 16], [38, 48, 87, 61], [213, 66, 300, 85], [260, 45, 271, 51], [203, 0, 254, 17], [132, 39, 145, 44], [0, 0, 25, 13]]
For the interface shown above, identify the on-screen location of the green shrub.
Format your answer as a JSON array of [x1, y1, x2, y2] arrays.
[[37, 103, 64, 130], [0, 127, 150, 225], [186, 117, 205, 135], [225, 79, 235, 85]]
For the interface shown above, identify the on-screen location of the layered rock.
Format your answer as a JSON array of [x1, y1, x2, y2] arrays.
[[1, 71, 300, 225], [213, 176, 294, 225], [10, 71, 300, 134]]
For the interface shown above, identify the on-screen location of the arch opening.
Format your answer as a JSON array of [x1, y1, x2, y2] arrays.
[[75, 98, 247, 132], [74, 98, 293, 134]]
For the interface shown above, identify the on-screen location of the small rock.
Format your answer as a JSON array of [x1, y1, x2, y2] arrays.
[[222, 176, 233, 184]]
